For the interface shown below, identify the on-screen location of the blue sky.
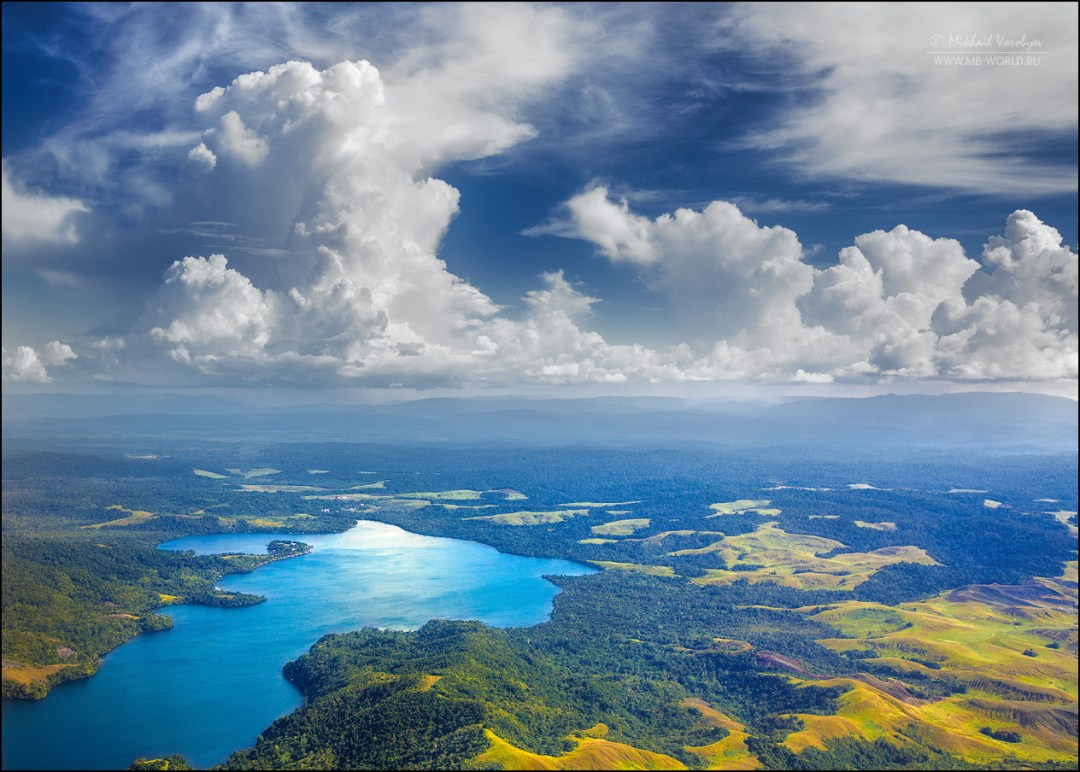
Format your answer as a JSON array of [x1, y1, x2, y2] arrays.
[[2, 3, 1077, 398]]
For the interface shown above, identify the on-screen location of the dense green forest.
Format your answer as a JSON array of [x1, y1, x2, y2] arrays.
[[1, 532, 303, 698], [218, 573, 1029, 770]]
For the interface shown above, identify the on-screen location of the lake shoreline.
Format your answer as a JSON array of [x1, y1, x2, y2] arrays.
[[2, 533, 329, 702], [3, 520, 594, 770]]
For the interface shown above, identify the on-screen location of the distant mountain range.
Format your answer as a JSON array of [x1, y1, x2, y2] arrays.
[[3, 392, 1076, 452]]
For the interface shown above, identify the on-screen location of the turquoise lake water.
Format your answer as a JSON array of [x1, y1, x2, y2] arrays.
[[1, 520, 595, 770]]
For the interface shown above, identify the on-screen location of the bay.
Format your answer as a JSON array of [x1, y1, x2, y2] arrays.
[[1, 520, 595, 770]]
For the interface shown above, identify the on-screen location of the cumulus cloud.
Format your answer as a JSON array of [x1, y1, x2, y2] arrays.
[[562, 189, 1077, 383], [215, 111, 270, 165], [565, 188, 658, 265], [1, 163, 87, 247], [40, 341, 78, 367], [566, 187, 815, 350], [932, 211, 1078, 379], [148, 254, 279, 367], [124, 54, 570, 385], [800, 225, 981, 377], [186, 142, 217, 170], [2, 341, 77, 383], [1, 347, 50, 383], [481, 270, 685, 386]]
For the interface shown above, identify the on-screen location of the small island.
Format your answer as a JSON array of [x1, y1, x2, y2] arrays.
[[265, 540, 312, 560]]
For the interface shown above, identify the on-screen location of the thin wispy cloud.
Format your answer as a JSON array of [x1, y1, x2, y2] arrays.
[[720, 3, 1078, 194]]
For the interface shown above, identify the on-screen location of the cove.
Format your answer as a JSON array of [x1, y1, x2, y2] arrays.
[[1, 520, 595, 770]]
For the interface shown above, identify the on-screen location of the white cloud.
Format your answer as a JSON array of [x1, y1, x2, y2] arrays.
[[722, 4, 1078, 193], [1, 163, 87, 247], [800, 225, 981, 376], [561, 189, 1077, 383], [931, 210, 1078, 379], [565, 188, 658, 265], [40, 341, 78, 367], [186, 142, 217, 170], [2, 347, 50, 383], [381, 2, 580, 174], [2, 341, 77, 383], [978, 210, 1078, 334], [148, 254, 279, 367], [566, 187, 814, 349], [133, 110, 1080, 389], [215, 111, 270, 166], [122, 54, 554, 385]]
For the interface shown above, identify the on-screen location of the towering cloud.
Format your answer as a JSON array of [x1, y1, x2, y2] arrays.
[[136, 59, 499, 383], [130, 52, 660, 387]]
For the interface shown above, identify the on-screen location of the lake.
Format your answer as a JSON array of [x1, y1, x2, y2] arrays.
[[1, 520, 595, 770]]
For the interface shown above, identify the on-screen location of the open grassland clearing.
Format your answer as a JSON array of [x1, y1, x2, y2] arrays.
[[304, 492, 383, 501], [794, 563, 1079, 764], [559, 501, 640, 508], [708, 637, 754, 654], [394, 489, 485, 500], [2, 661, 76, 688], [235, 468, 281, 479], [854, 520, 897, 531], [707, 500, 779, 517], [1046, 510, 1078, 536], [783, 674, 1077, 765], [591, 518, 651, 537], [682, 699, 761, 770], [213, 513, 318, 530], [81, 505, 156, 529], [675, 522, 937, 591], [466, 509, 589, 526], [473, 727, 687, 771], [359, 499, 431, 511], [239, 484, 325, 493], [632, 530, 726, 546]]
